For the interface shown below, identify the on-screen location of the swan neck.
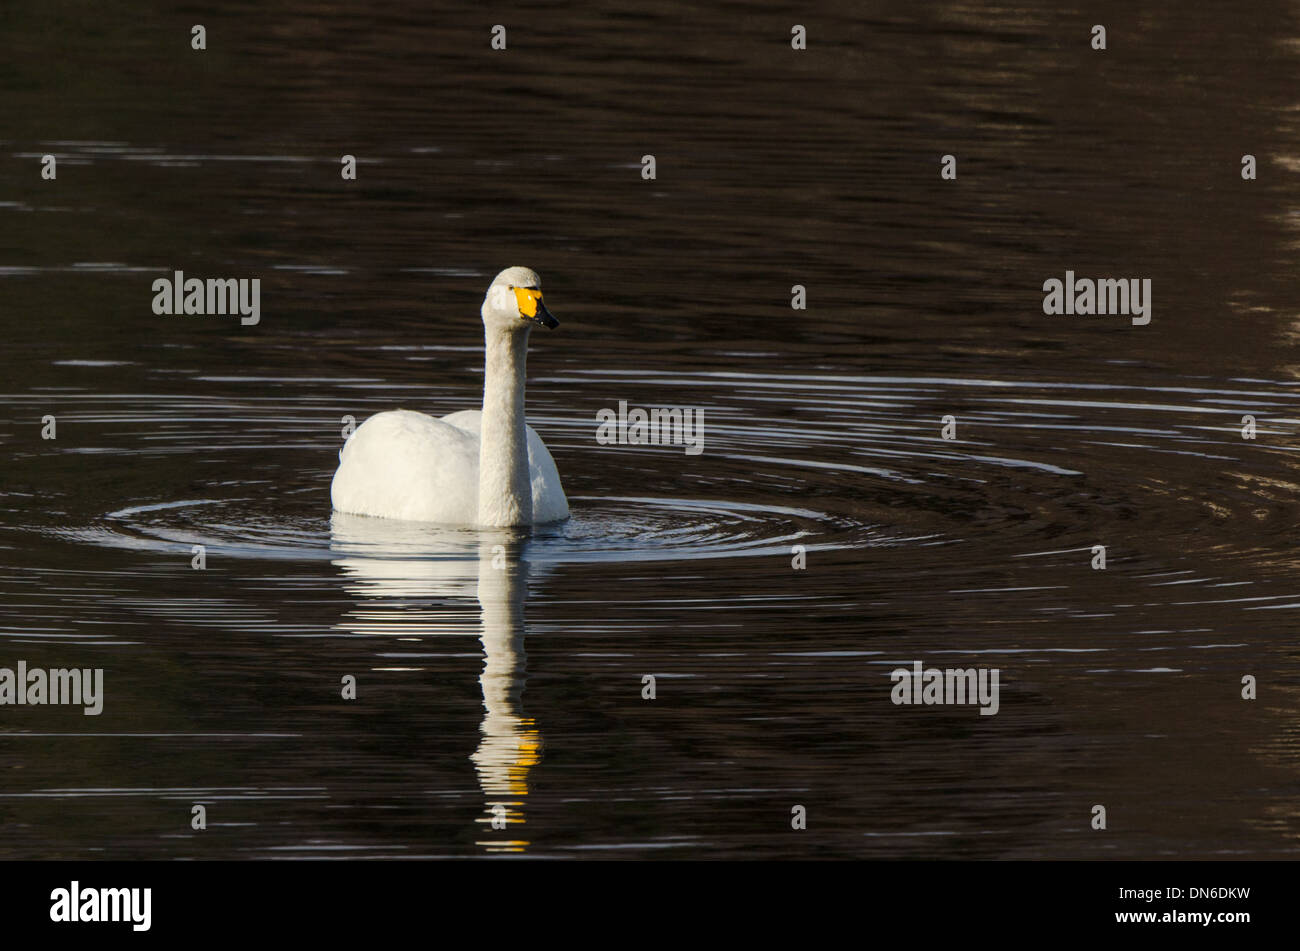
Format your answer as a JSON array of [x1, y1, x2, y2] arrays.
[[478, 327, 532, 526]]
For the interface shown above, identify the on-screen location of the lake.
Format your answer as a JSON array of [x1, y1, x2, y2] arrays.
[[1, 0, 1298, 859]]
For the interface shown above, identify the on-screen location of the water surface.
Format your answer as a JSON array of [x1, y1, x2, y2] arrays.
[[2, 1, 1299, 859]]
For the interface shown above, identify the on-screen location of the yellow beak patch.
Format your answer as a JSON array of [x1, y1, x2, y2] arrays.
[[513, 287, 543, 318]]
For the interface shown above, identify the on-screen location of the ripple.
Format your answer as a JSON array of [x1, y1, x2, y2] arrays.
[[58, 493, 889, 566]]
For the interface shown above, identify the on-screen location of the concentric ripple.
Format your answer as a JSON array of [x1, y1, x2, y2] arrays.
[[58, 492, 889, 565]]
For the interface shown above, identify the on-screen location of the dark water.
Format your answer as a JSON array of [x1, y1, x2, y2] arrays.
[[2, 1, 1299, 859]]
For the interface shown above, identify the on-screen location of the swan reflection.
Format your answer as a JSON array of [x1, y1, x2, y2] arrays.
[[330, 513, 542, 853]]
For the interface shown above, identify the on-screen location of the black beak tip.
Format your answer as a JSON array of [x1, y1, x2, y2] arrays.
[[534, 302, 559, 328]]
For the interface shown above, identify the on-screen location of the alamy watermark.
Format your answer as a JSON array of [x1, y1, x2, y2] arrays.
[[890, 661, 999, 715], [0, 661, 103, 715], [1043, 271, 1150, 326], [152, 270, 261, 326], [596, 400, 704, 455], [50, 882, 150, 931]]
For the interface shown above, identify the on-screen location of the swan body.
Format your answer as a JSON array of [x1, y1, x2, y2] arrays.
[[331, 267, 569, 527]]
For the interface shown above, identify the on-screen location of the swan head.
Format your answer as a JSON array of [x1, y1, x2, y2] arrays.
[[481, 266, 559, 333]]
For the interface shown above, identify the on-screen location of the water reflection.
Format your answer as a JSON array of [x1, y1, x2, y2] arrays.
[[329, 515, 541, 853], [471, 537, 541, 853]]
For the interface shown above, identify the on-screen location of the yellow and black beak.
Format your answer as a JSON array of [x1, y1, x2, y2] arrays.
[[513, 287, 559, 328]]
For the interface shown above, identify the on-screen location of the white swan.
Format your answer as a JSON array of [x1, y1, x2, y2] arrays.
[[330, 266, 569, 527]]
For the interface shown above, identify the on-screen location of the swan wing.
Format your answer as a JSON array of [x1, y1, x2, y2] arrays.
[[526, 426, 569, 523], [331, 409, 479, 522], [440, 410, 570, 523]]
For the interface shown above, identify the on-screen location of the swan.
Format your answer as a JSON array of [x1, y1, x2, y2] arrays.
[[330, 266, 569, 527]]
